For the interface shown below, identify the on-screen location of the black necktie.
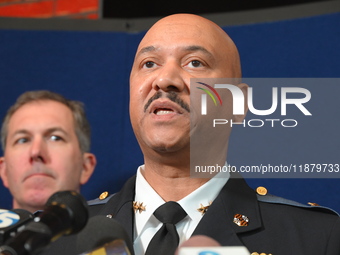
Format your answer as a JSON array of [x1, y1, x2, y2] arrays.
[[145, 201, 187, 255]]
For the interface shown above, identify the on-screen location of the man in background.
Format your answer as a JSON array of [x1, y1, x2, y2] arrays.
[[0, 90, 96, 213]]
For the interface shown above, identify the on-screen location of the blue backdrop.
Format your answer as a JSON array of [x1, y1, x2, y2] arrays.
[[0, 13, 339, 212]]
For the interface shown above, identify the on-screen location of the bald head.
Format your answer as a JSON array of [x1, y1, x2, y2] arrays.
[[133, 13, 241, 78]]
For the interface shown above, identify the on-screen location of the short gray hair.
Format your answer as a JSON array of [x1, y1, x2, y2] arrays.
[[1, 90, 91, 152]]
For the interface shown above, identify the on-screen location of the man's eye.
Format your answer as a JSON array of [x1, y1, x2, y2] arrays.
[[143, 61, 156, 68], [50, 135, 62, 141], [16, 138, 28, 144], [188, 60, 203, 68]]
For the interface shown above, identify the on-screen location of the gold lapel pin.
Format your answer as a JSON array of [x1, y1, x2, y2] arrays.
[[99, 191, 109, 200], [197, 202, 212, 215], [133, 201, 146, 214], [233, 213, 249, 227], [251, 252, 272, 255], [308, 202, 320, 206]]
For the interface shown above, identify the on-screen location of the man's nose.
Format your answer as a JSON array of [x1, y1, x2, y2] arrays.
[[152, 62, 187, 92], [29, 138, 47, 163]]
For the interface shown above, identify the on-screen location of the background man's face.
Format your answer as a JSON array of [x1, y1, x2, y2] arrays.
[[0, 100, 89, 210]]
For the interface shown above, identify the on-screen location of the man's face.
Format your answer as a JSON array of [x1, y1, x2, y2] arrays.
[[129, 14, 242, 156], [0, 100, 94, 211]]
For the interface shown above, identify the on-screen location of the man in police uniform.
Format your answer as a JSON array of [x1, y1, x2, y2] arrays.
[[45, 13, 340, 255], [87, 14, 340, 255]]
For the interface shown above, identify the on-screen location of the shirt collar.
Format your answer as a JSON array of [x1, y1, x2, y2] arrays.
[[178, 170, 229, 224], [134, 165, 164, 235], [134, 164, 229, 236]]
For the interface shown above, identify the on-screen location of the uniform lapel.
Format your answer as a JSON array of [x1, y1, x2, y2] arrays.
[[98, 175, 136, 242], [192, 174, 262, 246], [95, 174, 262, 248]]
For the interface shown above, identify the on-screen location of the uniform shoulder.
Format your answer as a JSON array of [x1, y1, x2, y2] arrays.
[[255, 186, 339, 216], [87, 191, 116, 206]]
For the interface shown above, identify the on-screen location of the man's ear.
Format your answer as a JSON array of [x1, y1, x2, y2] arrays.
[[233, 83, 249, 122], [80, 153, 97, 185], [0, 157, 9, 188]]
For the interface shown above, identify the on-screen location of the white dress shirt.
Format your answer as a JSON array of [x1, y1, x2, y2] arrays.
[[133, 165, 230, 255]]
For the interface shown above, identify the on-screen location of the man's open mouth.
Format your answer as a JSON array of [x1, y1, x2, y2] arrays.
[[154, 108, 175, 115]]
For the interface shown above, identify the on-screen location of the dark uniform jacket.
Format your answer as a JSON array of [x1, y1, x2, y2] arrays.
[[44, 174, 340, 255]]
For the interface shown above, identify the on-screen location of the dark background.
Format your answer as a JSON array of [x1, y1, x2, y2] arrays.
[[102, 0, 330, 18]]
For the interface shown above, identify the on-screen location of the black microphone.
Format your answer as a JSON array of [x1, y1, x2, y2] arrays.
[[0, 190, 89, 255], [76, 215, 134, 255], [0, 209, 33, 245]]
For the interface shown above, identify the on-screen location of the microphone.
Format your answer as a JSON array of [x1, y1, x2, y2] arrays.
[[176, 235, 250, 255], [0, 209, 33, 245], [76, 215, 134, 255], [0, 190, 89, 255]]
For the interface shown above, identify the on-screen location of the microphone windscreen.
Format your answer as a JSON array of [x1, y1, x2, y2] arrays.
[[176, 235, 250, 255], [44, 190, 88, 234], [175, 235, 220, 255], [0, 191, 89, 255], [76, 215, 134, 255]]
